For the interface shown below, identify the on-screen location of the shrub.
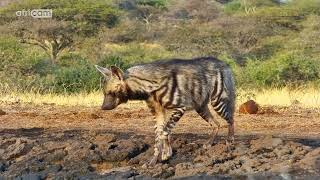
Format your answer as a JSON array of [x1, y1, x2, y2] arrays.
[[0, 35, 48, 92], [239, 52, 320, 88], [98, 55, 131, 70], [104, 43, 175, 64], [224, 0, 278, 14], [52, 59, 100, 93]]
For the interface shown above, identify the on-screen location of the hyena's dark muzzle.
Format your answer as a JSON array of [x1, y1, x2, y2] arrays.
[[101, 94, 120, 110]]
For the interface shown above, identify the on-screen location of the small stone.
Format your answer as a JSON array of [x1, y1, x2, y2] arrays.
[[141, 163, 148, 169], [250, 136, 283, 152], [3, 138, 33, 160], [0, 109, 6, 115], [162, 163, 169, 169], [102, 139, 147, 162], [0, 163, 6, 172], [296, 147, 320, 172], [101, 166, 132, 175], [94, 134, 116, 145]]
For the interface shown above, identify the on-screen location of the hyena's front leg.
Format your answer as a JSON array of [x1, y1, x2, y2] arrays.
[[161, 107, 186, 161], [147, 101, 166, 166]]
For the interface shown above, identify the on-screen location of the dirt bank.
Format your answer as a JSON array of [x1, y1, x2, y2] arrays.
[[0, 103, 319, 179]]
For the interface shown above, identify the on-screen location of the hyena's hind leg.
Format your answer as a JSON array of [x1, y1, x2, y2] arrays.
[[211, 98, 235, 145], [196, 106, 220, 148]]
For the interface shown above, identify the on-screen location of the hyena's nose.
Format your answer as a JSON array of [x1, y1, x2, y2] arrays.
[[101, 104, 115, 110]]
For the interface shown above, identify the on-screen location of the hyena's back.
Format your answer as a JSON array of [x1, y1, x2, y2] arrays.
[[126, 57, 235, 121]]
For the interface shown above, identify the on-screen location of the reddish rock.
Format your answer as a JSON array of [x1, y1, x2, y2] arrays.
[[239, 100, 259, 114]]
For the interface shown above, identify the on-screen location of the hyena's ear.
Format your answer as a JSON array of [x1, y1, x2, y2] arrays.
[[110, 65, 124, 81], [95, 65, 111, 78]]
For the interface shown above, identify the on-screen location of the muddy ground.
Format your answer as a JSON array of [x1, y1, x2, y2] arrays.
[[0, 102, 319, 179]]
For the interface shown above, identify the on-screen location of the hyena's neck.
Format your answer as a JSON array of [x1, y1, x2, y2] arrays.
[[124, 77, 150, 101]]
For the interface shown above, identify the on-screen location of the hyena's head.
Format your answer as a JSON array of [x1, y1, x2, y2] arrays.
[[95, 65, 128, 110]]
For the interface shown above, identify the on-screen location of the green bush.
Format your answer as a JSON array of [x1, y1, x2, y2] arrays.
[[104, 43, 175, 64], [224, 0, 277, 14], [286, 0, 320, 16], [52, 59, 100, 93], [1, 0, 320, 94], [224, 0, 242, 14], [98, 56, 131, 70], [41, 54, 143, 93], [136, 0, 167, 8], [0, 38, 100, 93], [238, 52, 320, 88], [0, 35, 48, 92]]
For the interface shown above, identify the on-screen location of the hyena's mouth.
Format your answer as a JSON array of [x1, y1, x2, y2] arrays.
[[101, 104, 117, 110], [101, 96, 120, 110]]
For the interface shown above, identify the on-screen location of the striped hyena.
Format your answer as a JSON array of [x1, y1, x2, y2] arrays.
[[95, 57, 235, 166]]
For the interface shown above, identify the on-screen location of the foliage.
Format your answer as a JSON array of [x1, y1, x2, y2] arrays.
[[1, 0, 121, 63], [224, 0, 278, 14], [238, 52, 320, 87], [11, 19, 75, 64], [1, 0, 320, 93], [1, 0, 120, 30], [53, 58, 99, 93], [136, 0, 167, 8]]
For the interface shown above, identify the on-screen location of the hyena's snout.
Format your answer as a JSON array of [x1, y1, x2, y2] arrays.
[[101, 95, 119, 110], [101, 104, 116, 110]]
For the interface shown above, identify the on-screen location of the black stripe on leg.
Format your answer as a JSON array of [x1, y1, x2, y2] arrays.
[[213, 100, 224, 110], [212, 77, 218, 97], [212, 71, 224, 104], [170, 72, 178, 101], [166, 107, 185, 131]]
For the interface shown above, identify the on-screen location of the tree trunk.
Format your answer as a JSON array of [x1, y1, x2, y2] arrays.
[[49, 52, 57, 65], [47, 41, 58, 65], [21, 38, 68, 66]]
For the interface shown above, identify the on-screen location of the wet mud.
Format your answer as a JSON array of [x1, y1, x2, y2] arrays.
[[0, 128, 319, 179], [0, 104, 319, 179]]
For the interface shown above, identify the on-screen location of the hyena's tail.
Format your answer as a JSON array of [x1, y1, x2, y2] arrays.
[[211, 67, 235, 124]]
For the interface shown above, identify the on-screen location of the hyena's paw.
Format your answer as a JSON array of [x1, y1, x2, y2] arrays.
[[225, 138, 235, 151], [203, 143, 213, 149], [203, 139, 217, 149], [145, 138, 163, 167], [161, 145, 172, 161], [143, 155, 158, 168]]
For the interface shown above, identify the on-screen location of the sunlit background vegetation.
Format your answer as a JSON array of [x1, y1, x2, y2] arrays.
[[0, 0, 319, 107]]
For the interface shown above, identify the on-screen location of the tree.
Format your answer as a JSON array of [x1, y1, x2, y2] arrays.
[[121, 0, 167, 30], [12, 19, 74, 65], [167, 0, 222, 22], [1, 0, 121, 64]]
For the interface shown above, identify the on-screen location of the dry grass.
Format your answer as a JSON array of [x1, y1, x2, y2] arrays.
[[0, 91, 146, 108], [237, 87, 320, 108], [1, 87, 320, 108]]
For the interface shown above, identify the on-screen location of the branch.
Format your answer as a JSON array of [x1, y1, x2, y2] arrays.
[[20, 38, 50, 51]]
